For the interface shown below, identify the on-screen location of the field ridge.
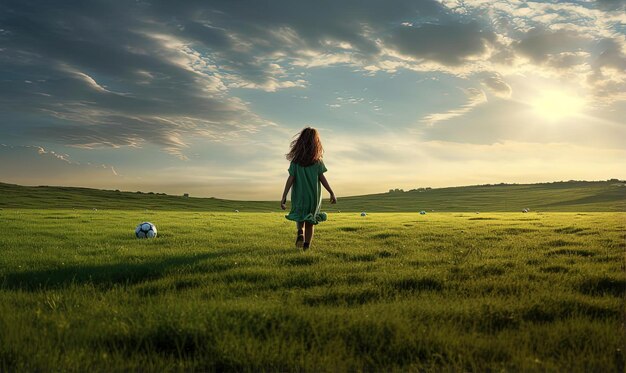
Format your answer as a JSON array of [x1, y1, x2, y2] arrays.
[[0, 180, 624, 211]]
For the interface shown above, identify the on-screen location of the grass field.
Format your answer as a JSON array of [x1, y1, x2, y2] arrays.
[[1, 209, 624, 371]]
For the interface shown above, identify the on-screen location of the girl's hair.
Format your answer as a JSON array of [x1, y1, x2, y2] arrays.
[[286, 127, 323, 166]]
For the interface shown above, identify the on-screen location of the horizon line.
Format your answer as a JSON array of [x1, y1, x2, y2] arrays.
[[1, 178, 624, 202]]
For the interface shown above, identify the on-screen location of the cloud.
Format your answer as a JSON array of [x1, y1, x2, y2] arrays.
[[0, 1, 273, 157], [0, 144, 119, 187], [24, 100, 271, 160], [513, 27, 594, 63], [583, 37, 626, 100], [595, 0, 626, 12], [420, 87, 487, 126], [0, 0, 511, 158], [544, 51, 589, 69], [386, 21, 497, 66], [463, 1, 626, 103], [478, 72, 512, 98]]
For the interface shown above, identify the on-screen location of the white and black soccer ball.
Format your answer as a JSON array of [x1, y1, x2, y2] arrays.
[[135, 222, 157, 239], [420, 211, 426, 215], [361, 212, 367, 217]]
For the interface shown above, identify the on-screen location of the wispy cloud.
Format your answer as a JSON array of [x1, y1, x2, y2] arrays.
[[0, 144, 120, 186], [420, 88, 487, 126]]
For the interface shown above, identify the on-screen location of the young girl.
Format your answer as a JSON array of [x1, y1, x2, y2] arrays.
[[280, 127, 337, 250]]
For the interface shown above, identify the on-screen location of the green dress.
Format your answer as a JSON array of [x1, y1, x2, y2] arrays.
[[285, 160, 328, 224]]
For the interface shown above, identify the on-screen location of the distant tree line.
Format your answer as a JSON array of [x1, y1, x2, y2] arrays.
[[386, 179, 623, 193], [388, 187, 432, 193]]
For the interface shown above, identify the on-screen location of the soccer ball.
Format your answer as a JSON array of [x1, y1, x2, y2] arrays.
[[361, 212, 367, 217], [420, 211, 426, 215], [135, 222, 157, 239]]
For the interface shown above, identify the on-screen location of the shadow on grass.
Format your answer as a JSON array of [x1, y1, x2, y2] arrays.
[[0, 250, 250, 291], [579, 276, 626, 297], [546, 248, 595, 257]]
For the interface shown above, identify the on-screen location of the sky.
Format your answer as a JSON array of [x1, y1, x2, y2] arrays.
[[0, 0, 625, 200]]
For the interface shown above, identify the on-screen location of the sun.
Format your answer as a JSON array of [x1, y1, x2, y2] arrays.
[[530, 90, 585, 121]]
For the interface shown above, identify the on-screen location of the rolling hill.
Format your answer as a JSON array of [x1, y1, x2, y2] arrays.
[[0, 180, 623, 212]]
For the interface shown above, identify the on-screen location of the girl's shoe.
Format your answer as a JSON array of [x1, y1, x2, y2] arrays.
[[295, 234, 304, 248], [303, 242, 310, 251]]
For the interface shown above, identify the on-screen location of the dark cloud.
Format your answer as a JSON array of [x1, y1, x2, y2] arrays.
[[586, 37, 626, 100], [154, 0, 451, 82], [513, 27, 593, 63], [593, 37, 626, 71], [0, 0, 623, 157], [386, 21, 497, 65], [0, 0, 261, 157], [595, 0, 626, 11], [151, 0, 446, 53], [0, 0, 465, 154], [545, 52, 588, 69]]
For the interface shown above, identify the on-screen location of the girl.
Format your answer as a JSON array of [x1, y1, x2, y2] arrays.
[[281, 127, 336, 250]]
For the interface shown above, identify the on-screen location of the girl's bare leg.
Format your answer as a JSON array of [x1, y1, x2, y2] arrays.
[[304, 222, 314, 249], [295, 221, 304, 248]]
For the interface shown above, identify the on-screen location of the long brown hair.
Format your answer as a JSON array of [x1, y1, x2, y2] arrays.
[[286, 127, 323, 166]]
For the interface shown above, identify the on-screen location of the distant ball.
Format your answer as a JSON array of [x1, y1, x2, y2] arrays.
[[135, 222, 157, 239], [420, 211, 426, 215], [361, 212, 367, 217]]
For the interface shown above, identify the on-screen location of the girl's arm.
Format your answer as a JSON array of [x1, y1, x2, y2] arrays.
[[319, 174, 337, 204], [280, 175, 295, 210]]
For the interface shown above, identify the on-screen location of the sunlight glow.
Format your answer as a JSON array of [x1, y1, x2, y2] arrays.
[[530, 90, 585, 122]]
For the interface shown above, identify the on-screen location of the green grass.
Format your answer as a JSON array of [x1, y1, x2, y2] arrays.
[[1, 180, 624, 211], [1, 209, 624, 371]]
